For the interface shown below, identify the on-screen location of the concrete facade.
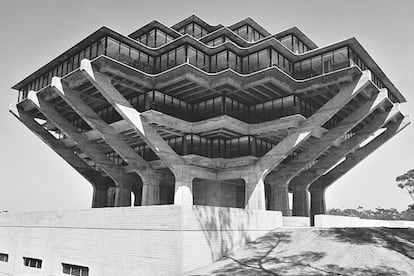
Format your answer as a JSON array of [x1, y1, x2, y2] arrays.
[[0, 206, 282, 275], [6, 15, 411, 275]]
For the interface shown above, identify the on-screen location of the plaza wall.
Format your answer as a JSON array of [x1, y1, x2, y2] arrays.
[[314, 214, 414, 228], [0, 206, 283, 276]]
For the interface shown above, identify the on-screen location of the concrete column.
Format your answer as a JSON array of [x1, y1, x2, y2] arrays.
[[309, 186, 326, 226], [92, 187, 109, 208], [244, 172, 266, 210], [271, 185, 289, 216], [174, 173, 193, 205], [142, 175, 161, 206], [114, 185, 132, 207], [292, 186, 310, 217], [131, 184, 142, 206], [107, 187, 116, 207], [92, 178, 115, 208]]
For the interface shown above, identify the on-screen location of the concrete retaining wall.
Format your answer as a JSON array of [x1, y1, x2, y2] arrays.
[[314, 214, 414, 228], [0, 206, 283, 276], [282, 216, 310, 227]]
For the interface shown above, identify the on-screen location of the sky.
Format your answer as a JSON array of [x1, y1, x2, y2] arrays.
[[0, 0, 413, 212]]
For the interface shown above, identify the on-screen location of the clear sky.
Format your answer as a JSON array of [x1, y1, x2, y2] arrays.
[[0, 0, 413, 212]]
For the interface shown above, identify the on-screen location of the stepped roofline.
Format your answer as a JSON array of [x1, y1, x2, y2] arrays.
[[11, 24, 406, 103]]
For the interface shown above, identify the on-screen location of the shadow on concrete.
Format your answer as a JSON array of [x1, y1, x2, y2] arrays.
[[194, 206, 249, 261], [189, 228, 414, 276], [319, 227, 414, 259]]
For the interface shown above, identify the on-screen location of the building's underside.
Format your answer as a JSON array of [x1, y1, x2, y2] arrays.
[[10, 16, 409, 220]]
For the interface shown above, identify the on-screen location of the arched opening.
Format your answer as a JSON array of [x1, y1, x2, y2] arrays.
[[193, 178, 245, 208]]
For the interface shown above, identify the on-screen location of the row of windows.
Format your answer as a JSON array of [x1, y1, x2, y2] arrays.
[[177, 22, 208, 39], [138, 28, 174, 48], [279, 34, 310, 54], [17, 35, 393, 104], [1, 254, 88, 276], [126, 134, 276, 162], [233, 24, 265, 42], [68, 90, 316, 134]]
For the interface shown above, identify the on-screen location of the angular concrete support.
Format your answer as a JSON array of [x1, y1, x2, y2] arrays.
[[114, 185, 132, 207], [10, 104, 116, 208], [290, 104, 400, 191], [50, 77, 149, 178], [256, 70, 373, 173], [92, 177, 115, 208], [271, 185, 289, 216], [174, 173, 194, 205], [243, 172, 266, 210], [270, 89, 388, 191], [26, 90, 137, 190], [142, 174, 161, 206], [80, 60, 186, 172], [291, 185, 310, 217], [311, 115, 410, 191], [309, 186, 327, 226]]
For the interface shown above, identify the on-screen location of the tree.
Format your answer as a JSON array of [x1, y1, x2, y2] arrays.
[[396, 169, 414, 209]]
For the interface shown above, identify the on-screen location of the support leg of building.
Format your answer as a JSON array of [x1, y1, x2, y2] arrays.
[[243, 171, 266, 210], [92, 177, 115, 208], [309, 186, 327, 226], [174, 172, 194, 206], [115, 185, 132, 207], [271, 184, 289, 215], [142, 174, 161, 206], [292, 185, 310, 217]]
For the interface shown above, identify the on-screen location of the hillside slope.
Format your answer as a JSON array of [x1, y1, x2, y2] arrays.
[[187, 227, 414, 276]]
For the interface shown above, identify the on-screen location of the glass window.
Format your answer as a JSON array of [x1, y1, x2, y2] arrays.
[[280, 35, 292, 50], [237, 25, 248, 40], [301, 58, 312, 79], [247, 26, 255, 42], [147, 29, 155, 47], [258, 49, 269, 70], [271, 49, 278, 67], [311, 55, 322, 77], [106, 38, 120, 60], [228, 51, 236, 71], [249, 52, 258, 73], [323, 51, 334, 74], [168, 49, 176, 68], [155, 29, 166, 47], [193, 23, 202, 38], [293, 36, 299, 53], [333, 47, 349, 71], [188, 46, 197, 66], [217, 51, 227, 71], [176, 46, 185, 64], [197, 49, 207, 70]]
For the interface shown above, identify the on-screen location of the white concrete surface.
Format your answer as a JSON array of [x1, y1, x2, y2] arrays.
[[0, 206, 282, 276]]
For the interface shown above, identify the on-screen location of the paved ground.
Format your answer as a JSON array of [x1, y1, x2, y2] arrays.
[[187, 227, 414, 276]]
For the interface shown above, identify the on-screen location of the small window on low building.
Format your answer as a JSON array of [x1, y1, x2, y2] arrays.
[[0, 253, 8, 262], [23, 257, 42, 269], [62, 263, 89, 276]]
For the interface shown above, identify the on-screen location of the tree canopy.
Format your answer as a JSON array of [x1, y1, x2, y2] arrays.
[[396, 169, 414, 209]]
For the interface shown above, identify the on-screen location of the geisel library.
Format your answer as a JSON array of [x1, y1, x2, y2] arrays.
[[1, 16, 410, 275]]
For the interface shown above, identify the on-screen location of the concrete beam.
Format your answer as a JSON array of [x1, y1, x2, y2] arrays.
[[26, 90, 137, 202], [50, 77, 150, 177], [257, 70, 373, 174], [311, 115, 410, 190], [272, 89, 388, 187], [290, 104, 401, 191], [10, 104, 115, 208], [80, 59, 197, 205]]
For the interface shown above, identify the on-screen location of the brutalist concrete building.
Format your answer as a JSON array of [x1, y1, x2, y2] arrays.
[[3, 16, 409, 275]]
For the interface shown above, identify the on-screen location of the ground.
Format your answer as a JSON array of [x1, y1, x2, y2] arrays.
[[187, 227, 414, 276]]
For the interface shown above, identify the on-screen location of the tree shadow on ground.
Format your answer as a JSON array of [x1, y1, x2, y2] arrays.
[[319, 227, 414, 259], [189, 228, 414, 276]]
